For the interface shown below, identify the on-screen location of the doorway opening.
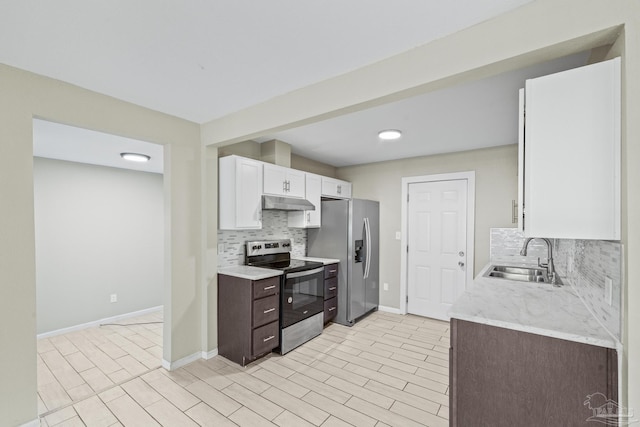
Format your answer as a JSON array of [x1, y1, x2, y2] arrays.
[[32, 118, 166, 416]]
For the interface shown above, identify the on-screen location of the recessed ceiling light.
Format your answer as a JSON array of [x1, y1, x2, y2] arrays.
[[120, 152, 151, 162], [378, 129, 402, 140]]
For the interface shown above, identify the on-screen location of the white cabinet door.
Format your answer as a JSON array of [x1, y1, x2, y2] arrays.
[[520, 57, 620, 239], [263, 163, 305, 198], [286, 169, 305, 198], [219, 156, 263, 230], [321, 177, 352, 199], [288, 173, 321, 228], [263, 163, 288, 196]]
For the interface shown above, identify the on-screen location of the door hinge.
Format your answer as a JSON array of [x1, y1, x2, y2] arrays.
[[406, 245, 409, 253], [406, 295, 409, 303], [407, 193, 409, 202]]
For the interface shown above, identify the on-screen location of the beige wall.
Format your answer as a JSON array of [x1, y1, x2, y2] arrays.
[[202, 0, 639, 413], [337, 145, 517, 308], [291, 154, 337, 178], [0, 64, 202, 425]]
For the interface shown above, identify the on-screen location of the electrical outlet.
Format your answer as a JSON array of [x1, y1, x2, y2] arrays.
[[604, 277, 613, 306], [383, 283, 389, 291], [110, 294, 117, 303]]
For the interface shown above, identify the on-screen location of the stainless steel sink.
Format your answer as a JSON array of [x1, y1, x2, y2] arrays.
[[492, 266, 545, 276], [483, 265, 561, 284]]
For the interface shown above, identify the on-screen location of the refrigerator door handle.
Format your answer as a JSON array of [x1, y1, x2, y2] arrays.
[[363, 217, 372, 279]]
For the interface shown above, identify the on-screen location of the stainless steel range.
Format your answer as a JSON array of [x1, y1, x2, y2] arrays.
[[245, 239, 325, 354]]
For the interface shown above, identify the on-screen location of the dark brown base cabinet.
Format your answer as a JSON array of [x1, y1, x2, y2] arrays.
[[450, 319, 617, 427], [218, 274, 280, 366], [323, 264, 338, 324]]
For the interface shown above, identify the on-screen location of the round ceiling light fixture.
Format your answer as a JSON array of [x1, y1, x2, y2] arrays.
[[120, 152, 151, 162], [378, 129, 402, 140]]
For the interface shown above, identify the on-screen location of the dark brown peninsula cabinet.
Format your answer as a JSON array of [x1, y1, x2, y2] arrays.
[[323, 264, 338, 324], [218, 274, 280, 366], [450, 319, 617, 427]]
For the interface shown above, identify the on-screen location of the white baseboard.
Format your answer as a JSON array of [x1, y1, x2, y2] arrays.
[[37, 306, 163, 340], [201, 348, 218, 360], [378, 305, 403, 315], [162, 351, 202, 371], [19, 418, 40, 427], [161, 348, 218, 371]]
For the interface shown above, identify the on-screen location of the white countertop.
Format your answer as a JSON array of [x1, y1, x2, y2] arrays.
[[218, 265, 283, 281], [449, 263, 617, 349], [294, 257, 340, 265]]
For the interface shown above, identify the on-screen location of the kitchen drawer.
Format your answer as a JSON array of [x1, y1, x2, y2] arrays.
[[324, 264, 338, 279], [324, 277, 338, 300], [324, 297, 337, 323], [252, 320, 279, 357], [253, 276, 279, 300], [252, 294, 279, 328]]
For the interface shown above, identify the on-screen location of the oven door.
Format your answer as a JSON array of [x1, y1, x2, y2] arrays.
[[282, 266, 325, 328]]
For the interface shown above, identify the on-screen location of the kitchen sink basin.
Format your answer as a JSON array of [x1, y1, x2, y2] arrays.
[[491, 266, 545, 276], [483, 265, 561, 285]]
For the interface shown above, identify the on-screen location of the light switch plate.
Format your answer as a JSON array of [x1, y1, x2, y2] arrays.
[[218, 243, 225, 254], [383, 283, 389, 291], [605, 277, 613, 306], [395, 232, 401, 240]]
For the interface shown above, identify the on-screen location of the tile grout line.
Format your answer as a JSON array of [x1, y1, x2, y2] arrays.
[[39, 364, 163, 420]]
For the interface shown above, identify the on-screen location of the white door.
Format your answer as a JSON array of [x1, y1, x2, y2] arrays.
[[407, 179, 467, 320]]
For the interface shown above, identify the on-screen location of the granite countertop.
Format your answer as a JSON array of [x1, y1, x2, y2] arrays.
[[218, 265, 283, 281], [294, 257, 340, 265], [449, 263, 617, 349]]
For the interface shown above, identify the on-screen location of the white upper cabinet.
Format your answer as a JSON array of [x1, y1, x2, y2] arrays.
[[288, 173, 322, 228], [263, 163, 305, 198], [321, 177, 352, 199], [519, 57, 620, 240], [219, 155, 263, 230]]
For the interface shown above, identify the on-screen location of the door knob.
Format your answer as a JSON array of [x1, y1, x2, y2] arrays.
[[459, 251, 465, 257], [458, 261, 465, 268]]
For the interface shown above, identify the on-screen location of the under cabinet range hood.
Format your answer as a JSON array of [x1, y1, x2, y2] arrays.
[[262, 195, 315, 211]]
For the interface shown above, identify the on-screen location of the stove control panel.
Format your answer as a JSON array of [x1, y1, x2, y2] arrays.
[[246, 239, 292, 257]]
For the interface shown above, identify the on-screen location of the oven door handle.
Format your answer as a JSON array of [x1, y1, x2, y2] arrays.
[[286, 267, 325, 279]]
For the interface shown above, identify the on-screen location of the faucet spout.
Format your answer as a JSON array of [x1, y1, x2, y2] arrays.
[[520, 238, 533, 256], [519, 237, 558, 286]]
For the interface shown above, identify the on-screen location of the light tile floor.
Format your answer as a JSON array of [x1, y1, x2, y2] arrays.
[[38, 310, 450, 427], [37, 311, 164, 416]]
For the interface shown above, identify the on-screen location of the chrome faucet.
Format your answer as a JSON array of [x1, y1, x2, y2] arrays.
[[520, 237, 559, 286]]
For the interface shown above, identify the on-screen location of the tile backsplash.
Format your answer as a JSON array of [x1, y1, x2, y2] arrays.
[[217, 210, 306, 267], [490, 228, 622, 341]]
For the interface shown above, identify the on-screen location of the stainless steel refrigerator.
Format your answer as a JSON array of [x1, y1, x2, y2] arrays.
[[307, 199, 379, 326]]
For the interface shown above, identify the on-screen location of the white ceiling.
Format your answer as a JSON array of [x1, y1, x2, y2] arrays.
[[255, 52, 590, 167], [4, 1, 591, 170], [33, 119, 164, 174], [1, 0, 533, 124]]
